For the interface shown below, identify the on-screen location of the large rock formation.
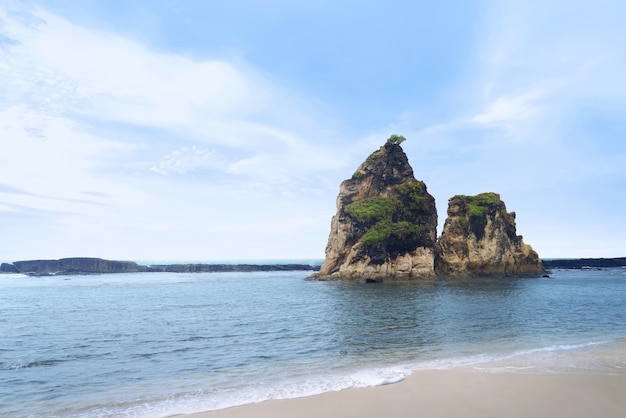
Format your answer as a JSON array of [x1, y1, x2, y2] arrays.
[[314, 136, 545, 281], [435, 193, 545, 277], [313, 136, 438, 281]]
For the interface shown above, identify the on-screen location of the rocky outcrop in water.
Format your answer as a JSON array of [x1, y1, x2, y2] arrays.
[[541, 258, 626, 269], [435, 193, 545, 277], [313, 136, 438, 281], [7, 258, 142, 276], [313, 136, 545, 281]]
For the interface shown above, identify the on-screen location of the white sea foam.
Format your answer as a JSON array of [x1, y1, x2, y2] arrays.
[[52, 339, 626, 418], [140, 338, 626, 417], [404, 339, 624, 375], [78, 366, 413, 418], [0, 273, 27, 279]]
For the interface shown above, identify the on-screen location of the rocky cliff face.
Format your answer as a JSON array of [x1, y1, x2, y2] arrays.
[[9, 258, 142, 276], [435, 193, 545, 277], [314, 138, 438, 281]]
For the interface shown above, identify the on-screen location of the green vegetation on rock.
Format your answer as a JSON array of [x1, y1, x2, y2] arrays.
[[453, 192, 500, 219], [396, 181, 428, 215], [361, 220, 421, 249], [345, 181, 431, 253], [351, 170, 364, 180], [453, 192, 503, 239], [345, 197, 395, 225], [468, 204, 487, 217], [385, 134, 406, 147], [467, 193, 499, 216], [452, 192, 515, 239]]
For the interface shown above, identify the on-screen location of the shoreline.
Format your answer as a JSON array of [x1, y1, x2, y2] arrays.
[[3, 256, 626, 277], [176, 369, 626, 418]]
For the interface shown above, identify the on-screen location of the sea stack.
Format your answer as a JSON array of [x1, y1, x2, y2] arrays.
[[313, 135, 545, 281], [313, 135, 438, 281], [435, 193, 545, 277]]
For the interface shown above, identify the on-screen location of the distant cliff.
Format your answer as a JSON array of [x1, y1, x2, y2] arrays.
[[1, 258, 142, 276], [542, 258, 626, 269], [0, 258, 319, 276], [143, 263, 319, 273], [436, 193, 544, 277], [313, 135, 545, 281]]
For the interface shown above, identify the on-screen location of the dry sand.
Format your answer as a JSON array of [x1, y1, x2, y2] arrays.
[[178, 370, 626, 418]]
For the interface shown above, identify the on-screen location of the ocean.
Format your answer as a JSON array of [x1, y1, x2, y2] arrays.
[[1, 267, 625, 417]]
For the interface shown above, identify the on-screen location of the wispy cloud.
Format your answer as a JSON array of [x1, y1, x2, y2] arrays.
[[150, 146, 222, 175], [0, 3, 351, 259], [400, 1, 626, 257]]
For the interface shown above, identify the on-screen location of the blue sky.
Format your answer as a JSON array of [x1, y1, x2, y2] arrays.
[[1, 0, 625, 261]]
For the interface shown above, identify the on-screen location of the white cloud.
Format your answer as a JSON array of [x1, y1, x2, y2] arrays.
[[407, 0, 626, 257], [471, 88, 546, 127], [0, 4, 329, 152], [0, 3, 348, 260], [2, 8, 248, 117], [150, 146, 222, 175], [0, 105, 130, 194]]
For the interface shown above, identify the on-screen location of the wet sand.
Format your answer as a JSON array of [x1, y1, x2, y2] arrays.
[[178, 370, 626, 418]]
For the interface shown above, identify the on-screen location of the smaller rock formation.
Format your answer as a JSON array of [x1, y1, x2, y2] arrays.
[[313, 136, 438, 281], [0, 263, 18, 273], [436, 193, 545, 277]]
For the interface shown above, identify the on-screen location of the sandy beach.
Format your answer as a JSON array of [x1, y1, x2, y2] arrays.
[[179, 370, 626, 418]]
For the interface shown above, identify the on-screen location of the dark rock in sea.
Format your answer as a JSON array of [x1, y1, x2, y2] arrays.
[[0, 262, 18, 273], [12, 258, 141, 276]]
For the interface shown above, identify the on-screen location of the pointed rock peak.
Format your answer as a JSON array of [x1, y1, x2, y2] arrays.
[[346, 135, 414, 200], [314, 135, 438, 281]]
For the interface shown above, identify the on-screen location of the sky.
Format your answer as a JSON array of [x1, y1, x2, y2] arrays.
[[1, 0, 625, 261]]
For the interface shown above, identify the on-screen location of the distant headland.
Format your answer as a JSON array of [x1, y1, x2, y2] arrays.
[[0, 258, 320, 277], [541, 258, 626, 269]]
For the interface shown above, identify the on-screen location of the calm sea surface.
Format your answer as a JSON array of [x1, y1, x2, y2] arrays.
[[1, 267, 625, 417]]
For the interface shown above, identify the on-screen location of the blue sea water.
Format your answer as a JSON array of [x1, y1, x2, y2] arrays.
[[1, 267, 625, 417]]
